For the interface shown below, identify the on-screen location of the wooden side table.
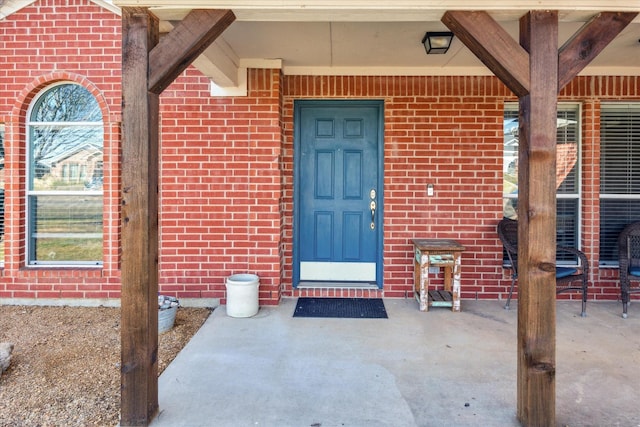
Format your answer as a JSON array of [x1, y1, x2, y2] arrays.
[[412, 239, 465, 312]]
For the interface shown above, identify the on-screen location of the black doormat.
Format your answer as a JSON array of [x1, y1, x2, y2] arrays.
[[293, 297, 388, 319]]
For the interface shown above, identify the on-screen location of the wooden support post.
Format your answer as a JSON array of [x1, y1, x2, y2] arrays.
[[119, 7, 236, 425], [442, 9, 636, 427], [516, 12, 558, 426], [120, 7, 160, 426]]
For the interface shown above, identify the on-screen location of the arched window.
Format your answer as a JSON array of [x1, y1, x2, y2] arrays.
[[27, 83, 103, 265]]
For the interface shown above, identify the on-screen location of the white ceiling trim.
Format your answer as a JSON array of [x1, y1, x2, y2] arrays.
[[192, 40, 240, 87], [112, 1, 640, 22], [280, 66, 640, 77], [91, 0, 121, 15], [112, 0, 637, 11], [282, 65, 494, 76]]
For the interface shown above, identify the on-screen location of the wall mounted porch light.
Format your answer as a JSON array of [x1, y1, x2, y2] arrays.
[[422, 31, 454, 54]]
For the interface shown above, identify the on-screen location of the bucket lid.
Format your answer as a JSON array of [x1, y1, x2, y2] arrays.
[[227, 273, 259, 283]]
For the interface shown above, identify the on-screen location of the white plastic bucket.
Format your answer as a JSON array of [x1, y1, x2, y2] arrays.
[[225, 274, 260, 317]]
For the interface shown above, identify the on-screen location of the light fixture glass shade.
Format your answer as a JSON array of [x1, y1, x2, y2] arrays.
[[422, 31, 454, 54]]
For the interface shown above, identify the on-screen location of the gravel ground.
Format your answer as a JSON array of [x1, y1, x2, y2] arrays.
[[0, 305, 212, 426]]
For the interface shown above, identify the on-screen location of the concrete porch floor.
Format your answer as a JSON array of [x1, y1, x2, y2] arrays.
[[151, 299, 640, 427]]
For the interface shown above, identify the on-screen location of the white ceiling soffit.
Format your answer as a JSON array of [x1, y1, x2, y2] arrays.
[[115, 1, 640, 88], [114, 1, 640, 22]]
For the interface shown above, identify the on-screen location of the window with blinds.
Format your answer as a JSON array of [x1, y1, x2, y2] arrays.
[[503, 103, 581, 265], [599, 103, 640, 265]]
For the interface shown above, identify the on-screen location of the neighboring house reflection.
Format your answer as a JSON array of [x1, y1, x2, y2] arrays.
[[35, 142, 103, 190]]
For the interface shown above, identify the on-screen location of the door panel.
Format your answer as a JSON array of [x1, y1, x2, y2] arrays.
[[295, 101, 383, 286]]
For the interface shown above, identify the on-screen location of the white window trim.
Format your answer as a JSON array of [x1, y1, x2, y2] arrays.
[[26, 82, 104, 267]]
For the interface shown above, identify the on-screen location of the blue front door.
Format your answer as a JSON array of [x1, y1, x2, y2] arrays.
[[294, 100, 383, 287]]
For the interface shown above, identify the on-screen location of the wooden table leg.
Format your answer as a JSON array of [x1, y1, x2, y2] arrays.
[[419, 260, 429, 311], [452, 252, 461, 312]]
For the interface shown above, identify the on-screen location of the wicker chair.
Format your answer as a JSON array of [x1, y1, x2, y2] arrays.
[[617, 221, 640, 318], [497, 218, 589, 316]]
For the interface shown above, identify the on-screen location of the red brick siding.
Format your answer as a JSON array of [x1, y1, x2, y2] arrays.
[[0, 0, 122, 300], [1, 0, 639, 305], [282, 75, 640, 302], [0, 1, 285, 305], [158, 68, 283, 305]]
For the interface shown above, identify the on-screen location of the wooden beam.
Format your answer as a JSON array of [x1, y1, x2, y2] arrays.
[[161, 19, 241, 88], [120, 7, 160, 426], [558, 12, 638, 91], [148, 9, 236, 94], [442, 11, 530, 97], [517, 11, 558, 426]]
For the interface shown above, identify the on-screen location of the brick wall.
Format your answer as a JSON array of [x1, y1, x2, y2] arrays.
[[0, 0, 122, 300], [159, 68, 283, 305], [281, 75, 640, 303], [1, 0, 639, 306], [0, 0, 285, 305]]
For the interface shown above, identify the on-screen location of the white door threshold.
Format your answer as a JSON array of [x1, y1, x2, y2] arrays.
[[297, 282, 380, 290]]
